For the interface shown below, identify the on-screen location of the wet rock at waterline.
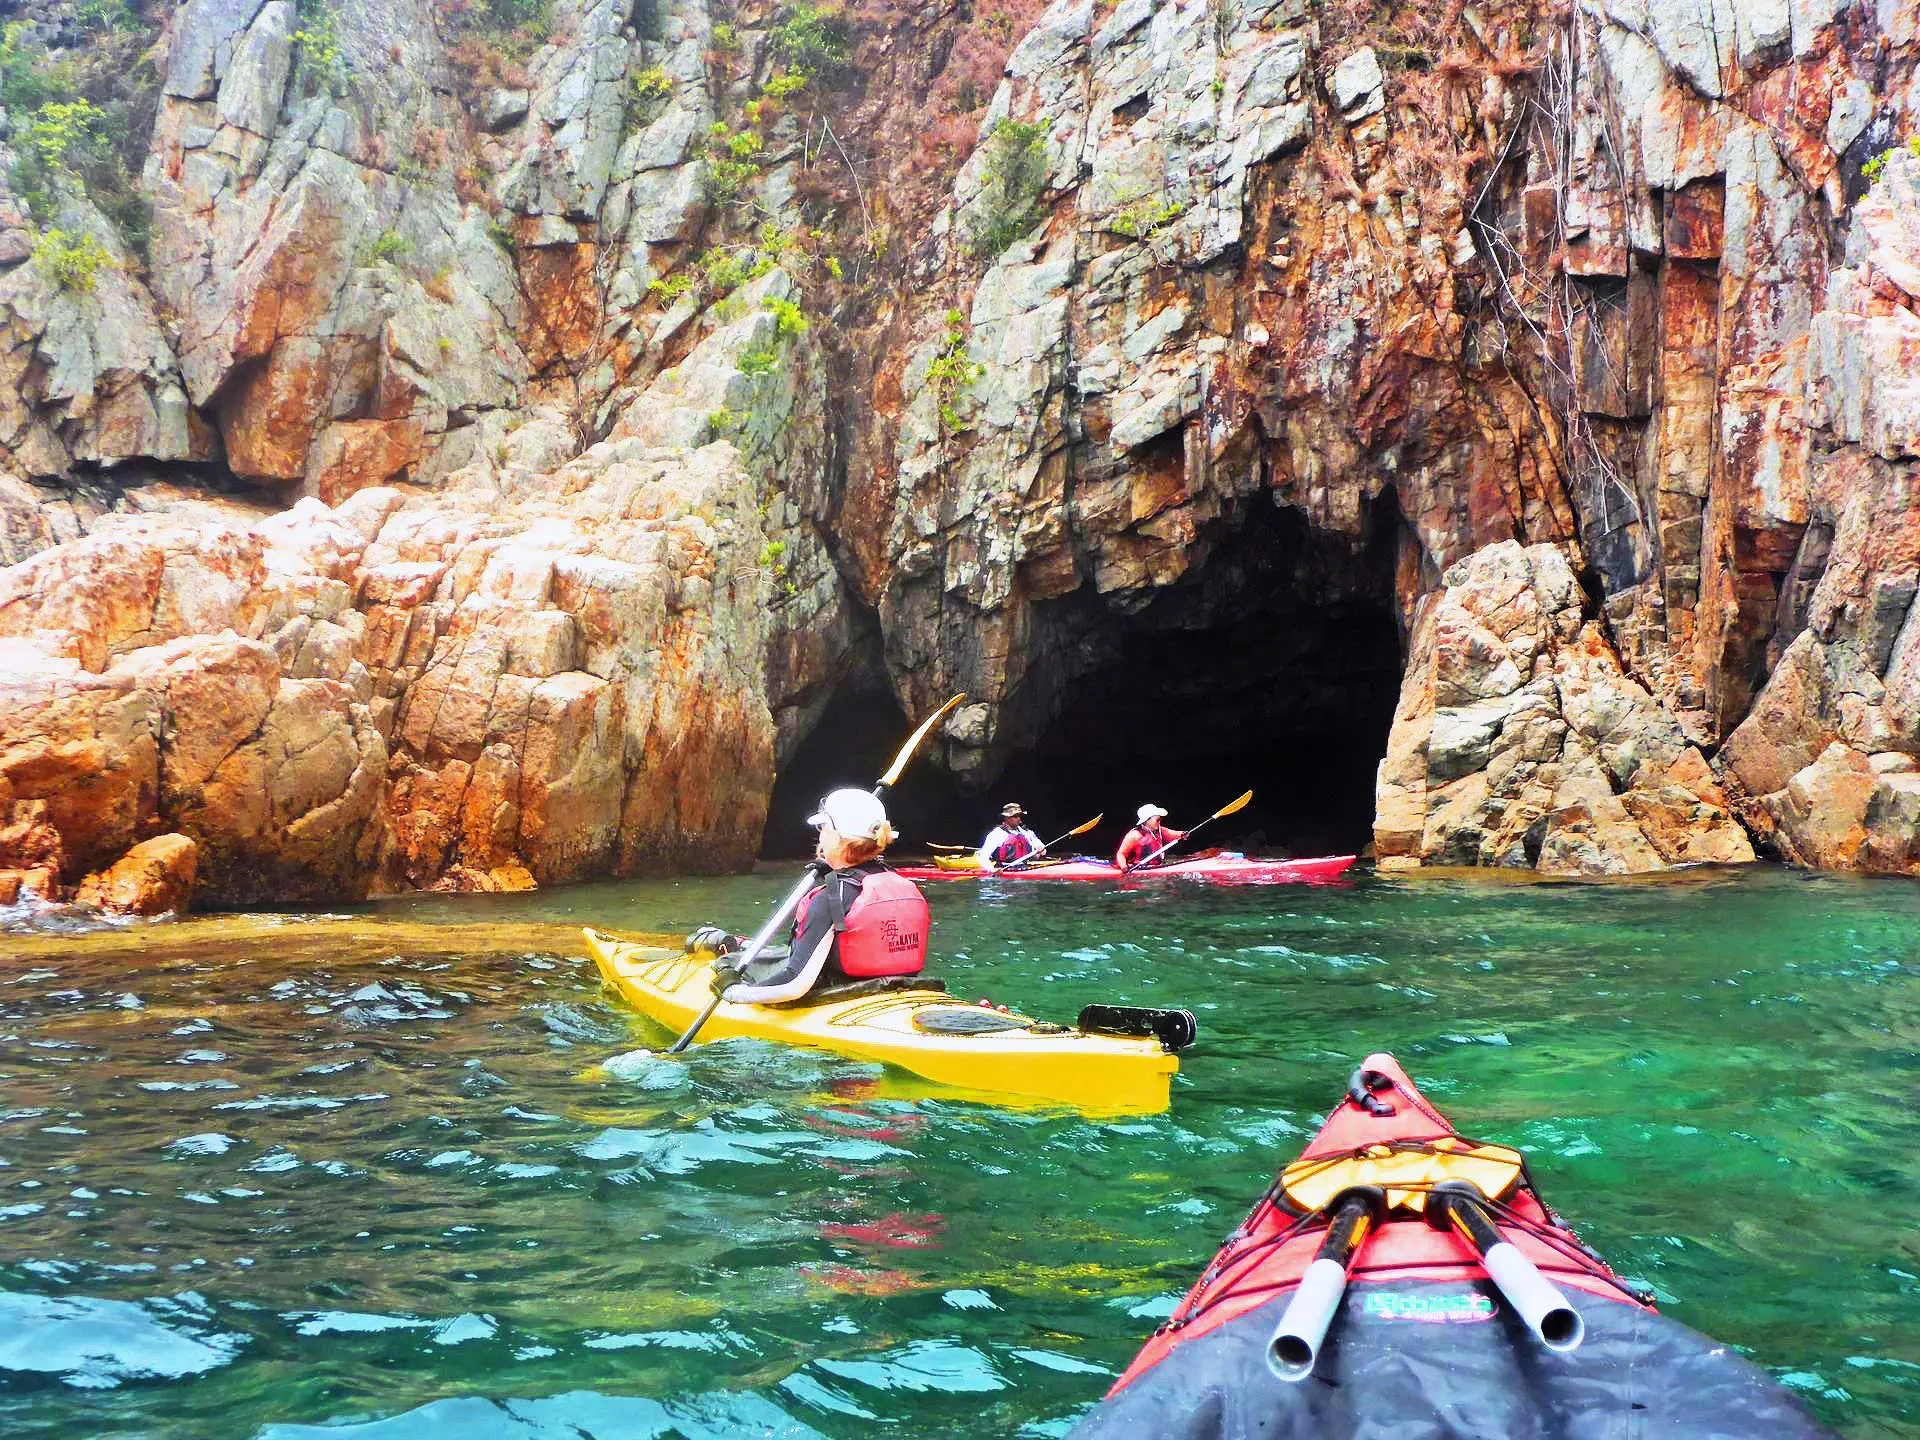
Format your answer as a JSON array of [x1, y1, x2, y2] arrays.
[[1374, 543, 1755, 875], [0, 434, 798, 904], [0, 0, 1917, 894]]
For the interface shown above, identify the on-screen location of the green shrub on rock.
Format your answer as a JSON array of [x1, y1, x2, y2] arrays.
[[969, 118, 1050, 260], [32, 228, 112, 293]]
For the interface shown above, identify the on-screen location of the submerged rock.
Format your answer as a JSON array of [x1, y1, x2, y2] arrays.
[[76, 833, 200, 916]]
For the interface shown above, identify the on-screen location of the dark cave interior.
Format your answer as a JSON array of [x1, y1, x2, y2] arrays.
[[763, 493, 1406, 862]]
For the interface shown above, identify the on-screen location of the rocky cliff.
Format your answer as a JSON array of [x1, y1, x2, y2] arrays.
[[0, 0, 1916, 906]]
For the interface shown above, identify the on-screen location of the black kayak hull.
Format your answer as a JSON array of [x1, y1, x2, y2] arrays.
[[1069, 1279, 1833, 1439]]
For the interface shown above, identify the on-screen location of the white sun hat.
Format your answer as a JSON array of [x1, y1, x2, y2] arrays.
[[1137, 803, 1169, 822], [808, 788, 890, 839]]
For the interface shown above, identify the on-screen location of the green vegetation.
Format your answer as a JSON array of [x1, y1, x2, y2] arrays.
[[700, 243, 761, 293], [763, 70, 808, 101], [924, 308, 984, 432], [476, 0, 548, 28], [0, 16, 158, 255], [0, 22, 67, 115], [704, 121, 766, 205], [707, 405, 741, 436], [758, 539, 788, 571], [1862, 136, 1920, 185], [770, 5, 851, 81], [367, 228, 412, 264], [441, 0, 551, 84], [969, 118, 1050, 259], [763, 294, 809, 336], [32, 227, 112, 293], [646, 271, 698, 304], [75, 0, 137, 32], [738, 346, 781, 377], [1109, 195, 1185, 239], [24, 97, 107, 176], [710, 21, 741, 51], [628, 65, 673, 130], [293, 0, 347, 96]]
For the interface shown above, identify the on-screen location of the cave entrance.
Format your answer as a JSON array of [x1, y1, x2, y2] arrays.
[[991, 490, 1405, 860], [762, 490, 1407, 863], [760, 681, 976, 859]]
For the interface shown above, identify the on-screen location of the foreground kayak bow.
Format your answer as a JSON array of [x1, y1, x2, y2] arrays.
[[1071, 1052, 1835, 1439], [584, 929, 1194, 1112]]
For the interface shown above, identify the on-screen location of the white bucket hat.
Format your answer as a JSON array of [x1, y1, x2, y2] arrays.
[[808, 788, 890, 840], [1137, 803, 1169, 822]]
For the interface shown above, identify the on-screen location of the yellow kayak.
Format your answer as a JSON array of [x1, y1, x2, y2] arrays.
[[582, 928, 1184, 1112]]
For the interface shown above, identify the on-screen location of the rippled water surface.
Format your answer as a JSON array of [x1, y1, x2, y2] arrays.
[[2, 865, 1917, 1437]]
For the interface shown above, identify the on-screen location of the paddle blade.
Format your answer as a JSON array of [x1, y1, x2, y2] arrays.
[[1067, 813, 1103, 837], [878, 693, 965, 790], [1213, 789, 1254, 820]]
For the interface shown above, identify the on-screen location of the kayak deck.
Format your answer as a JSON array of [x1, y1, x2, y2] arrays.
[[898, 854, 1357, 884], [583, 928, 1180, 1112], [1074, 1052, 1835, 1438], [1112, 1051, 1642, 1391]]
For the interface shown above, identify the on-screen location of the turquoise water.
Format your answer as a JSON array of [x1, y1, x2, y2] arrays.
[[1, 865, 1916, 1437]]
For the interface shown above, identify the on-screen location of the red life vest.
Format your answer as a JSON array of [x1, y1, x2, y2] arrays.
[[797, 868, 929, 977], [992, 829, 1037, 865], [1117, 825, 1169, 868]]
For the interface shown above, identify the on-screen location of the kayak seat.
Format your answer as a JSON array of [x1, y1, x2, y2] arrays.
[[772, 975, 946, 1008]]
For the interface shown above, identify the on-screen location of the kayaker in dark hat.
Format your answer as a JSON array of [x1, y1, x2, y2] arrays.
[[1115, 804, 1186, 869], [686, 788, 929, 1004], [975, 801, 1046, 871]]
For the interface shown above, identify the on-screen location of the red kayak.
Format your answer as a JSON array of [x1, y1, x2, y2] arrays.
[[1072, 1053, 1833, 1439], [897, 854, 1357, 885]]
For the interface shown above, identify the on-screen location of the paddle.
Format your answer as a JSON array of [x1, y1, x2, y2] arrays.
[[667, 693, 965, 1055], [1002, 813, 1103, 871], [1123, 790, 1253, 873], [1266, 1185, 1388, 1381]]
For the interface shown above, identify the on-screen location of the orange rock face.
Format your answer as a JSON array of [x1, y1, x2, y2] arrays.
[[6, 0, 1920, 896]]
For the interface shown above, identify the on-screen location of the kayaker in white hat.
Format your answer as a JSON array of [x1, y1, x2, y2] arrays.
[[975, 801, 1046, 871], [686, 787, 930, 1004], [1115, 804, 1186, 870]]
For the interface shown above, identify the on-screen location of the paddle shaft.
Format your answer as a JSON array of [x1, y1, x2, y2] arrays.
[[1267, 1187, 1386, 1382], [668, 862, 825, 1054], [1002, 815, 1101, 871], [1427, 1181, 1585, 1353]]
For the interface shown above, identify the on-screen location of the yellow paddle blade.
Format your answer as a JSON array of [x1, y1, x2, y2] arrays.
[[879, 694, 965, 789], [1213, 789, 1254, 820], [1067, 814, 1103, 836], [1281, 1138, 1525, 1216], [927, 842, 974, 851]]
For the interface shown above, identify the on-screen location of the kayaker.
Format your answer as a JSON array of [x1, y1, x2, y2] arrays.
[[685, 788, 930, 1004], [1115, 804, 1186, 869], [975, 802, 1046, 870]]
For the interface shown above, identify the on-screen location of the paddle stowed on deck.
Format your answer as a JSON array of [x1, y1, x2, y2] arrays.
[[1068, 1053, 1838, 1440]]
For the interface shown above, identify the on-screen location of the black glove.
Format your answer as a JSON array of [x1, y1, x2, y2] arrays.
[[686, 925, 741, 955], [708, 954, 748, 996]]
